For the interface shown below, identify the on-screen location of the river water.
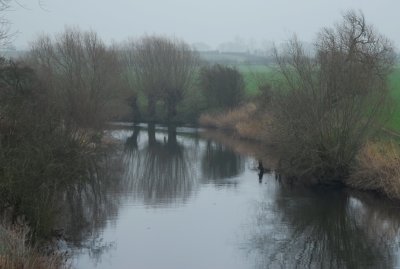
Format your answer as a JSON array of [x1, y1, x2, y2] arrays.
[[70, 124, 400, 269]]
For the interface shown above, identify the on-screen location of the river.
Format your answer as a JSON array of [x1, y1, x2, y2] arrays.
[[68, 124, 400, 269]]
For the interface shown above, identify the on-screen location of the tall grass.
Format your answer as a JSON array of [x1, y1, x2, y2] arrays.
[[198, 103, 272, 141], [349, 141, 400, 199], [199, 103, 256, 130], [0, 224, 69, 269]]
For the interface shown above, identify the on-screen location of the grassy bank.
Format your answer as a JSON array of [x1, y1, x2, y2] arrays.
[[199, 103, 400, 200]]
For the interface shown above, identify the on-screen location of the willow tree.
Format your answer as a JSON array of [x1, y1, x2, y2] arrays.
[[29, 28, 123, 129], [128, 36, 199, 120], [272, 11, 396, 182]]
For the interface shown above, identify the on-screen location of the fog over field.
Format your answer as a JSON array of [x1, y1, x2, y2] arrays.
[[8, 0, 400, 50]]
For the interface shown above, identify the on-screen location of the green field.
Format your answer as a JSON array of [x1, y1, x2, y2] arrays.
[[235, 64, 277, 96], [237, 64, 400, 132], [387, 67, 400, 131], [236, 64, 290, 96], [237, 65, 272, 96]]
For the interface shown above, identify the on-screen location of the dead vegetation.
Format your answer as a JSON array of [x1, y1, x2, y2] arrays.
[[0, 224, 69, 269], [199, 103, 273, 141], [349, 141, 400, 199]]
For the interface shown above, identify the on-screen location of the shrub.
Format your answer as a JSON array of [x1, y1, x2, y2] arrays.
[[199, 64, 245, 110]]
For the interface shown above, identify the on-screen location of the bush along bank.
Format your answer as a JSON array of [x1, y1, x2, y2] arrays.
[[200, 11, 400, 200]]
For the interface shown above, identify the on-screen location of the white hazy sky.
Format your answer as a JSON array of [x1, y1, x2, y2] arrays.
[[7, 0, 400, 50]]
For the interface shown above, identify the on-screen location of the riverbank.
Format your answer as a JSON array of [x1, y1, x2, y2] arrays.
[[199, 103, 400, 200], [200, 128, 278, 170]]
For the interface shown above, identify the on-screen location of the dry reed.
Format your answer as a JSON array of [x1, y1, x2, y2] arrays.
[[0, 224, 69, 269], [349, 141, 400, 199], [199, 103, 272, 141]]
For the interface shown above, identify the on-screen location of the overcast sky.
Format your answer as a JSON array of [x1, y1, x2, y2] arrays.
[[7, 0, 400, 50]]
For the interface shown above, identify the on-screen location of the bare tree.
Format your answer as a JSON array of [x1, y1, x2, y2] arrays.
[[28, 28, 123, 129], [271, 11, 395, 182], [0, 0, 14, 49], [126, 36, 199, 120]]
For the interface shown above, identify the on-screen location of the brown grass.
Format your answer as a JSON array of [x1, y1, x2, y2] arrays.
[[199, 103, 273, 141], [348, 141, 400, 199], [0, 224, 69, 269], [199, 103, 256, 130]]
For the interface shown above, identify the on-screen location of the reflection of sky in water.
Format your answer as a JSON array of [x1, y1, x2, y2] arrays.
[[72, 126, 400, 269]]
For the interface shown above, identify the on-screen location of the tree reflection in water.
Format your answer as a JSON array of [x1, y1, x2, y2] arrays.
[[201, 140, 245, 185], [54, 148, 126, 264], [123, 124, 196, 205], [245, 186, 400, 269]]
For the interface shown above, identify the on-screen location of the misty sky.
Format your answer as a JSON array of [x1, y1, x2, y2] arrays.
[[7, 0, 400, 50]]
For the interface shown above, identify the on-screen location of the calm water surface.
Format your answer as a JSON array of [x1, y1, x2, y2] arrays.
[[70, 124, 400, 269]]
